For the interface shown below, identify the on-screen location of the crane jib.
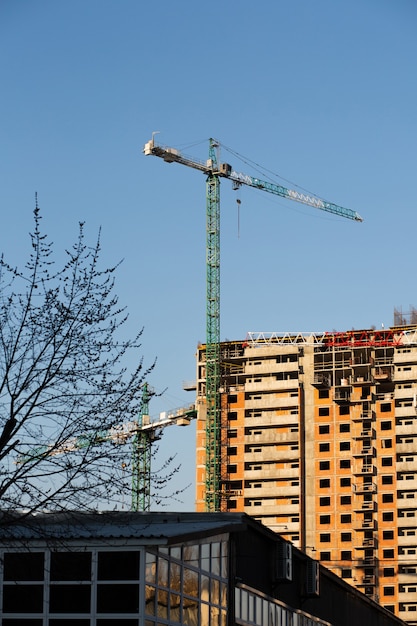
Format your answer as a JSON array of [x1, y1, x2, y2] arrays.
[[144, 138, 362, 222], [228, 170, 363, 222]]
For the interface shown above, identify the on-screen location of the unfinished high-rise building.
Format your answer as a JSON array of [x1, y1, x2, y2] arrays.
[[195, 325, 417, 624]]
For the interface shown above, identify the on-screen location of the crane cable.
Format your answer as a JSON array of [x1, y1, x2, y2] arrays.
[[220, 141, 331, 204]]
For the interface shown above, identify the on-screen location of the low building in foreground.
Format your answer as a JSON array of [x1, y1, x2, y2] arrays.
[[0, 510, 406, 626]]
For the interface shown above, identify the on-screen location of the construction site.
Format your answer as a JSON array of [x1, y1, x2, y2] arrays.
[[194, 315, 417, 624], [144, 137, 416, 624]]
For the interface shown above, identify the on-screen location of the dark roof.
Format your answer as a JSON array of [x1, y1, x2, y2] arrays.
[[0, 511, 268, 545]]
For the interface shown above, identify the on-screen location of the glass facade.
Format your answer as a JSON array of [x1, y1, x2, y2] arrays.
[[145, 539, 228, 626], [235, 586, 333, 626], [0, 536, 228, 626]]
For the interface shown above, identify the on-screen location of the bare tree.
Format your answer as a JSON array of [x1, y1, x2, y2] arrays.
[[0, 202, 161, 514]]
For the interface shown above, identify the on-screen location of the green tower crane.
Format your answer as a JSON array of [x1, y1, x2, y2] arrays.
[[144, 135, 362, 512], [17, 384, 196, 512]]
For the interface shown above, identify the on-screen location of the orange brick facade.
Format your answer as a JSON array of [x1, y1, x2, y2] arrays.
[[195, 329, 417, 624]]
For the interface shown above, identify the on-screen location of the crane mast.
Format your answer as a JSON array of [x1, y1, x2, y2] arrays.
[[131, 382, 152, 512], [144, 135, 362, 512], [205, 139, 222, 510]]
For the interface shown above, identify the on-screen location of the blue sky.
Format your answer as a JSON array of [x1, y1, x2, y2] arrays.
[[1, 0, 416, 510]]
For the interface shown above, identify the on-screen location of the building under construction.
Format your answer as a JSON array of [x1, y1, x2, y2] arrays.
[[195, 323, 417, 624]]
